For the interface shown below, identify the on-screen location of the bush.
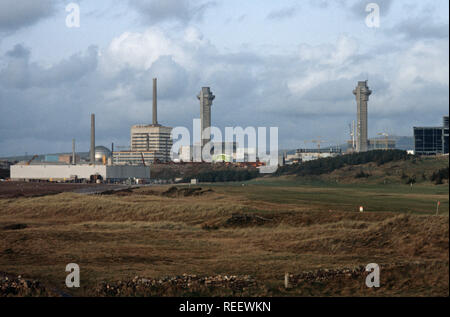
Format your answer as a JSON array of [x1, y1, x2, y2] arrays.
[[355, 170, 371, 178], [405, 175, 416, 185], [183, 169, 259, 183], [431, 167, 449, 185]]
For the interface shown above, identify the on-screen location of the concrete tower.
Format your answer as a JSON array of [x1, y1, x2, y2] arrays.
[[197, 87, 215, 149], [353, 81, 372, 152], [72, 139, 76, 165], [152, 78, 159, 126], [90, 114, 95, 164]]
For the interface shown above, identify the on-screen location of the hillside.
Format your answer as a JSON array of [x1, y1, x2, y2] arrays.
[[0, 179, 448, 296], [276, 150, 449, 185], [322, 156, 449, 185]]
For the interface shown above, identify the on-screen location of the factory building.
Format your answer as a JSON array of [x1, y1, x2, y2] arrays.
[[414, 116, 449, 155], [44, 154, 80, 164], [113, 151, 162, 165], [130, 125, 173, 159], [368, 138, 396, 150], [114, 78, 173, 164], [347, 138, 396, 152], [179, 146, 193, 162], [286, 148, 342, 163], [177, 142, 240, 162], [11, 165, 150, 182]]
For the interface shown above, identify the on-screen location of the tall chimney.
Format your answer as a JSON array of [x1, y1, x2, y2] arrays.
[[153, 78, 158, 125], [72, 139, 76, 165], [111, 142, 114, 166], [90, 114, 95, 165]]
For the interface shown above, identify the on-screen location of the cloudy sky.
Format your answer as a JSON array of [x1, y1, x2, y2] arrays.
[[0, 0, 448, 156]]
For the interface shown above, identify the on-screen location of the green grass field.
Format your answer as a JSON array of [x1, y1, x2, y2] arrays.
[[206, 177, 449, 215]]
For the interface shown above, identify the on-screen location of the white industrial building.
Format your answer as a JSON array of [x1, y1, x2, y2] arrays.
[[285, 148, 342, 164], [11, 164, 150, 182]]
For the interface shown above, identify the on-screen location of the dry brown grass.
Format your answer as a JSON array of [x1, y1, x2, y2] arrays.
[[0, 182, 448, 296]]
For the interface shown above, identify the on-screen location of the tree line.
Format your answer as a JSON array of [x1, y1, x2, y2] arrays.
[[182, 169, 259, 183], [275, 150, 410, 177]]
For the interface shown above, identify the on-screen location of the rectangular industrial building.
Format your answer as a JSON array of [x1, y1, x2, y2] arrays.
[[414, 116, 449, 156], [113, 151, 161, 165], [368, 139, 396, 150], [130, 124, 173, 163], [289, 148, 342, 163], [11, 165, 150, 182]]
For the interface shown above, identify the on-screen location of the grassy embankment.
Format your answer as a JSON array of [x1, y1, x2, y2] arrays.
[[0, 156, 448, 296]]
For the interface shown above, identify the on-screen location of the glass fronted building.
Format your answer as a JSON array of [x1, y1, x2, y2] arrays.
[[414, 116, 449, 155]]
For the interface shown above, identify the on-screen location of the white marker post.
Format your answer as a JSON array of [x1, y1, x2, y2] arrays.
[[359, 206, 364, 213], [284, 273, 290, 289]]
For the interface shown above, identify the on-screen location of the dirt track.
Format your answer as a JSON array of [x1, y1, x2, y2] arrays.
[[0, 182, 127, 198]]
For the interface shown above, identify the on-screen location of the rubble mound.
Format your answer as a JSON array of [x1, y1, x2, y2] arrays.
[[94, 274, 257, 297], [0, 273, 52, 297], [2, 223, 27, 231], [162, 187, 213, 198], [100, 188, 133, 196], [224, 214, 272, 227], [288, 266, 366, 285]]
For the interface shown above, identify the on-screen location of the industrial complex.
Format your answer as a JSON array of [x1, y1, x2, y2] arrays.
[[4, 77, 449, 181]]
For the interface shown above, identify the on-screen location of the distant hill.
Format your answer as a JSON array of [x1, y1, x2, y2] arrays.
[[276, 150, 410, 177], [275, 149, 448, 185], [0, 152, 89, 162], [390, 136, 414, 150]]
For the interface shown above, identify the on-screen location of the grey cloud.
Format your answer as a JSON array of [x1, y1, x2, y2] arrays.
[[135, 56, 188, 101], [130, 0, 216, 25], [6, 44, 31, 59], [0, 0, 56, 32], [387, 17, 449, 40], [33, 46, 99, 87], [266, 6, 298, 20], [0, 45, 99, 89], [1, 44, 31, 88], [308, 0, 348, 9]]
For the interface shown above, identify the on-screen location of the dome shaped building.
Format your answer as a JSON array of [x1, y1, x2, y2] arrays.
[[90, 146, 111, 164]]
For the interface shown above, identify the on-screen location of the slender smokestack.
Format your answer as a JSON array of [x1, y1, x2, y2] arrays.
[[153, 78, 158, 125], [72, 139, 76, 165], [111, 142, 114, 166], [90, 114, 95, 165]]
